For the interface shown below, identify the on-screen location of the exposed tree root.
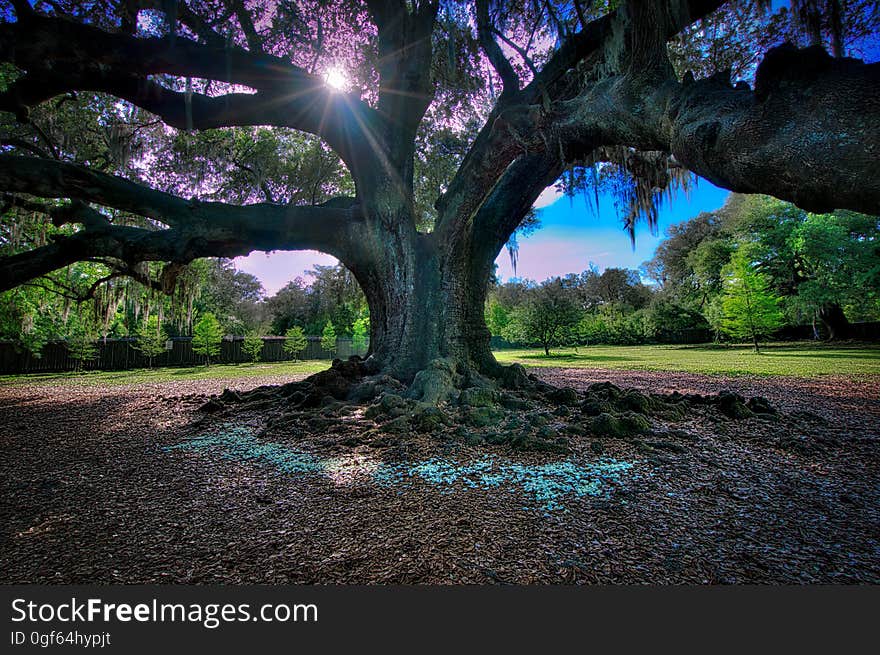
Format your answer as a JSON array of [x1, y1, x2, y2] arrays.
[[195, 357, 786, 457]]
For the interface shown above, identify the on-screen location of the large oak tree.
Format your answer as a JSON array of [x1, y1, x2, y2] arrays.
[[0, 0, 878, 392]]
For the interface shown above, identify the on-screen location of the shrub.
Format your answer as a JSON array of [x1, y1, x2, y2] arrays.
[[283, 325, 308, 360], [192, 312, 223, 365], [321, 320, 337, 355], [132, 316, 167, 368], [242, 332, 264, 363]]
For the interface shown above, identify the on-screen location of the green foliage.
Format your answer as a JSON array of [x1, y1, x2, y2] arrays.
[[192, 313, 223, 365], [242, 332, 264, 363], [504, 279, 582, 355], [156, 127, 354, 206], [489, 267, 655, 347], [577, 306, 648, 345], [65, 311, 99, 372], [641, 296, 708, 338], [266, 264, 366, 337], [641, 193, 880, 340], [352, 316, 369, 353], [283, 326, 308, 360], [320, 321, 338, 355], [0, 286, 56, 356], [485, 300, 512, 337], [132, 316, 168, 367], [718, 251, 785, 352]]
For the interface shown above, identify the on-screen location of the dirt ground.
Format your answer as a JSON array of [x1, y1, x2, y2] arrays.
[[1, 368, 878, 584]]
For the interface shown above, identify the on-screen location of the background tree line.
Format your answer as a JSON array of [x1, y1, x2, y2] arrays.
[[486, 194, 880, 353], [3, 192, 877, 361], [0, 240, 368, 361]]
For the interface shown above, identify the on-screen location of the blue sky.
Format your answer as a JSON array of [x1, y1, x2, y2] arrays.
[[235, 179, 731, 294], [493, 181, 730, 283]]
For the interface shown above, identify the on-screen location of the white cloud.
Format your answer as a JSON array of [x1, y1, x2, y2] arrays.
[[532, 186, 564, 209]]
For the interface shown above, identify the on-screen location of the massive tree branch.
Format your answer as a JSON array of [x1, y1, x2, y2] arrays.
[[0, 156, 368, 290], [0, 155, 202, 228], [551, 45, 880, 215], [363, 0, 438, 193], [436, 0, 725, 235], [440, 0, 879, 263], [475, 0, 520, 97], [0, 10, 381, 172]]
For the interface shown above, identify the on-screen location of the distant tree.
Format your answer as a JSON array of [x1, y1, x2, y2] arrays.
[[283, 325, 307, 361], [641, 205, 736, 309], [642, 296, 708, 338], [583, 267, 653, 310], [265, 264, 367, 337], [132, 316, 167, 368], [242, 332, 264, 364], [352, 316, 369, 354], [719, 253, 785, 352], [321, 320, 337, 356], [506, 279, 582, 356], [197, 259, 266, 334], [267, 278, 312, 335], [485, 299, 512, 338], [65, 311, 99, 373], [731, 195, 880, 338], [192, 313, 223, 365]]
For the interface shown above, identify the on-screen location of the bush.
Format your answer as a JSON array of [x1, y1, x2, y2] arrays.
[[192, 312, 223, 365], [283, 325, 307, 360], [576, 306, 648, 345], [132, 316, 168, 368], [242, 332, 264, 363], [321, 320, 337, 355], [641, 297, 707, 340]]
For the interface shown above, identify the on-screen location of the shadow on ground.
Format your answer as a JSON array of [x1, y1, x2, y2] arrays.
[[1, 369, 878, 584]]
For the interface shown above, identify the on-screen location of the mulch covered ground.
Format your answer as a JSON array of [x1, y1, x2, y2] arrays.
[[1, 368, 878, 584]]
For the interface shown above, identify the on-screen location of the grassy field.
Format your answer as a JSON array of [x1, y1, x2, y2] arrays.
[[0, 342, 877, 387], [0, 360, 330, 387], [495, 342, 880, 376]]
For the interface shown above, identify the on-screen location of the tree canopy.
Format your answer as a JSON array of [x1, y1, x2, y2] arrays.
[[643, 193, 880, 339]]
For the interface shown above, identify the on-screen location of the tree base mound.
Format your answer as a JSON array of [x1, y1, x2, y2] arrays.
[[194, 357, 796, 458]]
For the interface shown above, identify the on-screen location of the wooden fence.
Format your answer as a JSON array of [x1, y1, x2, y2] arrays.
[[2, 321, 877, 375], [0, 336, 369, 374]]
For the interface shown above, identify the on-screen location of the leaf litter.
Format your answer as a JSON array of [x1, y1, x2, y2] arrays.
[[1, 368, 878, 584]]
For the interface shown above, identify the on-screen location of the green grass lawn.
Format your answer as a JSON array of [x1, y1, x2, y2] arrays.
[[0, 359, 331, 388], [494, 342, 880, 377], [1, 342, 878, 387]]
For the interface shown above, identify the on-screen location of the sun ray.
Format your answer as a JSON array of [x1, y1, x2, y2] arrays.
[[324, 68, 348, 91]]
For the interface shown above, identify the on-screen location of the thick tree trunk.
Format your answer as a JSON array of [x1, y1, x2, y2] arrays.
[[344, 211, 498, 384]]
